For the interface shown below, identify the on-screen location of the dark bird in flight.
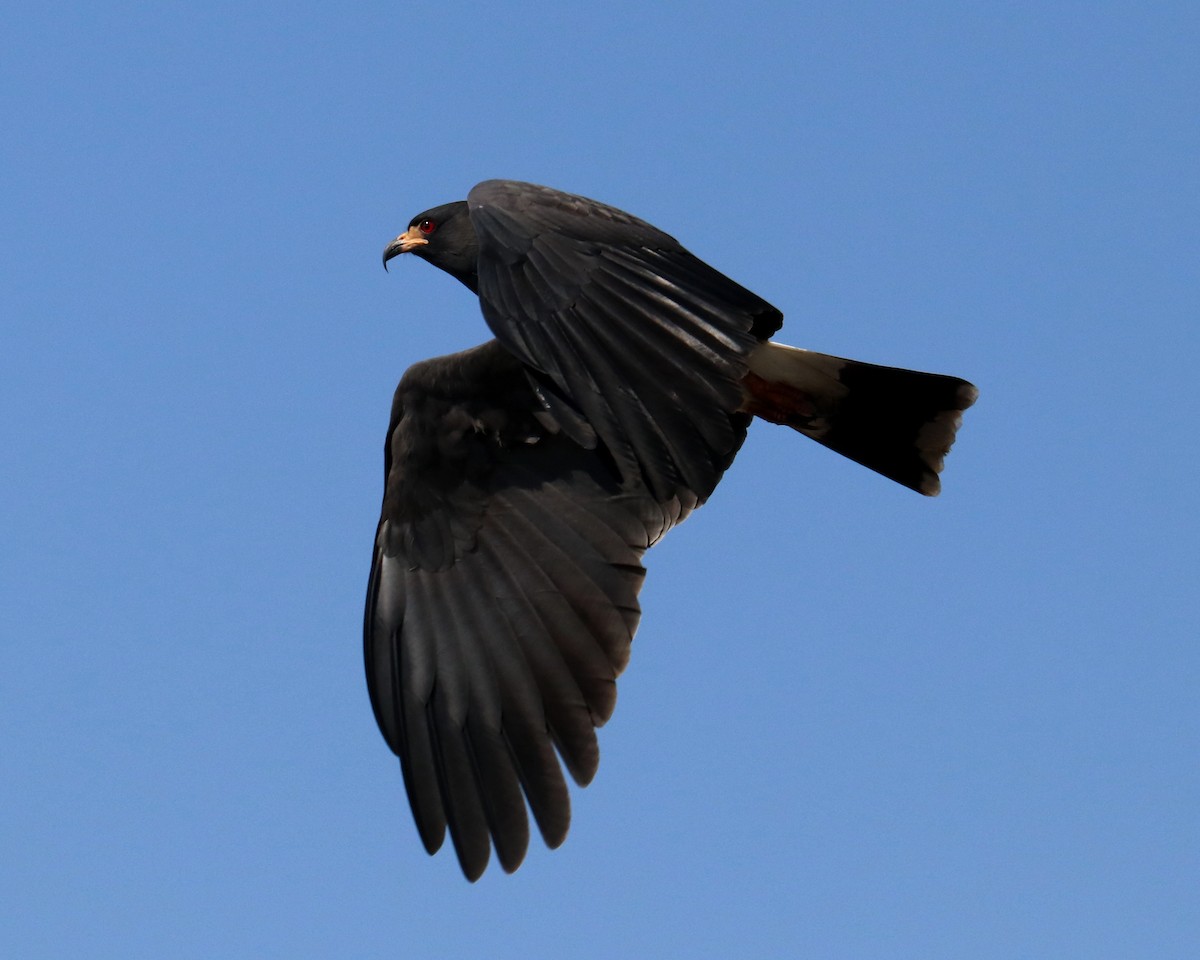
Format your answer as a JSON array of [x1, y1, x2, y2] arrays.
[[369, 180, 977, 881]]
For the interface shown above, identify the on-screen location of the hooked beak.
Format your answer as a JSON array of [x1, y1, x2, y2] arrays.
[[382, 227, 429, 270]]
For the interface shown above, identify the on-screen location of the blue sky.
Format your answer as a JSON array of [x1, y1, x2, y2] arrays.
[[3, 3, 1197, 957]]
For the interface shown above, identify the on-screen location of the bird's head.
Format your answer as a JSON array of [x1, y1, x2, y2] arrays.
[[382, 200, 478, 291]]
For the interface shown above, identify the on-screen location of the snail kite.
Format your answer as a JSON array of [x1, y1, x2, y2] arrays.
[[368, 179, 977, 880]]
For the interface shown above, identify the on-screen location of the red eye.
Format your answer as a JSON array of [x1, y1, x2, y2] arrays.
[[418, 219, 436, 235]]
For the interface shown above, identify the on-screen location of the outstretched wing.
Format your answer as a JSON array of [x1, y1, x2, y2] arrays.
[[364, 341, 683, 881], [466, 179, 783, 504]]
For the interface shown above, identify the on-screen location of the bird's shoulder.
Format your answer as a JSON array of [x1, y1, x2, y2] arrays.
[[467, 179, 679, 249], [391, 339, 534, 424]]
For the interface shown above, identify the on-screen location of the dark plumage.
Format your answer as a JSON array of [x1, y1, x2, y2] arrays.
[[368, 180, 977, 880]]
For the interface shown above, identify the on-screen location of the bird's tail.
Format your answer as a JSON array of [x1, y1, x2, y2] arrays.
[[741, 341, 978, 496]]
